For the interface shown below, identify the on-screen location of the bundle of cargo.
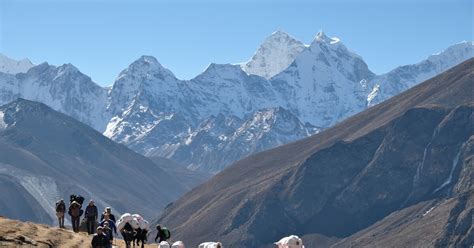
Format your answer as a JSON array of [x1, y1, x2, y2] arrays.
[[116, 213, 150, 231]]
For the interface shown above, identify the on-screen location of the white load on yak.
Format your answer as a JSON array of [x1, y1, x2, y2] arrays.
[[116, 213, 151, 231], [274, 235, 304, 248], [171, 241, 186, 248], [158, 241, 186, 248], [199, 242, 223, 248]]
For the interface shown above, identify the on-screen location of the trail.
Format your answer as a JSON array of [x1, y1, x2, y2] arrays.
[[0, 217, 154, 248]]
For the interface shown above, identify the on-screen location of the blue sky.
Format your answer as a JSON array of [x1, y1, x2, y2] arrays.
[[0, 0, 472, 86]]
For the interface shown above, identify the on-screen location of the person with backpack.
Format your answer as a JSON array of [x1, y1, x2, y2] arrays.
[[99, 214, 117, 246], [55, 199, 66, 228], [68, 201, 82, 232], [102, 221, 114, 248], [91, 226, 110, 248], [85, 200, 98, 235], [100, 207, 116, 223], [154, 224, 171, 243]]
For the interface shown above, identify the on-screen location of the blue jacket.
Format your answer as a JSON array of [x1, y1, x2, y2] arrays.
[[99, 219, 117, 234], [85, 205, 98, 219]]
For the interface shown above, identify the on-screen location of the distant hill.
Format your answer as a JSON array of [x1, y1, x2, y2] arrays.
[[155, 58, 474, 247], [0, 99, 187, 224]]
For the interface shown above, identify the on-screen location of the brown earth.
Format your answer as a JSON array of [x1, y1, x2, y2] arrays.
[[0, 216, 154, 248]]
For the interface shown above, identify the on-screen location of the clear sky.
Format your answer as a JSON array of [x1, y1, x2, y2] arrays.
[[0, 0, 472, 86]]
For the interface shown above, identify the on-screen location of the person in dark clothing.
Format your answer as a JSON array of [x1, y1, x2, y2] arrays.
[[91, 226, 110, 248], [102, 222, 113, 248], [154, 224, 170, 243], [100, 207, 116, 223], [99, 214, 116, 246], [85, 200, 98, 234], [55, 199, 66, 228], [68, 201, 82, 232]]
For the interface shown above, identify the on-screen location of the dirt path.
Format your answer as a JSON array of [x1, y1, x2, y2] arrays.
[[0, 216, 154, 248]]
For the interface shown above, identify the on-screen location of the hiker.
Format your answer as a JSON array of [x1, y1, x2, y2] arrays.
[[68, 201, 82, 232], [100, 207, 116, 223], [155, 224, 171, 243], [99, 214, 117, 247], [91, 226, 110, 248], [102, 221, 114, 248], [55, 199, 66, 228], [85, 200, 98, 234]]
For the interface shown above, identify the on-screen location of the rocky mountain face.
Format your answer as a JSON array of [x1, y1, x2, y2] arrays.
[[0, 63, 108, 130], [104, 55, 321, 173], [0, 99, 187, 225], [367, 41, 474, 106], [270, 31, 375, 127], [155, 59, 474, 247], [241, 30, 307, 79], [0, 54, 34, 74], [0, 33, 472, 174]]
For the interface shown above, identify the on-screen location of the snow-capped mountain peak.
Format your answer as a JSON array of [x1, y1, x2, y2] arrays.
[[55, 63, 81, 78], [0, 30, 472, 175], [426, 41, 474, 67], [311, 30, 343, 47], [197, 63, 246, 81], [366, 41, 474, 107], [0, 53, 35, 74], [242, 30, 307, 79], [314, 30, 330, 42], [117, 55, 176, 81]]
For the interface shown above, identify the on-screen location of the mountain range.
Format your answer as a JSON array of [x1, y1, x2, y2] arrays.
[[155, 57, 474, 248], [0, 98, 187, 225], [0, 31, 472, 173]]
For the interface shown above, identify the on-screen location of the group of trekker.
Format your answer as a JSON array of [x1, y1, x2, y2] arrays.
[[55, 195, 171, 248], [92, 222, 170, 248]]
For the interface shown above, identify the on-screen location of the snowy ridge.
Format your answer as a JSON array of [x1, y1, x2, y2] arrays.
[[242, 30, 307, 79], [0, 53, 35, 74], [0, 31, 472, 173], [0, 63, 108, 130], [142, 107, 319, 173], [367, 41, 474, 106]]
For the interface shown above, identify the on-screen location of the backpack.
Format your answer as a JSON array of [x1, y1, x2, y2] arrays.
[[70, 194, 85, 205], [162, 227, 171, 239], [76, 195, 85, 205]]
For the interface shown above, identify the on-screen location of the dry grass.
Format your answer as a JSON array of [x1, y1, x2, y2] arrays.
[[0, 216, 154, 248]]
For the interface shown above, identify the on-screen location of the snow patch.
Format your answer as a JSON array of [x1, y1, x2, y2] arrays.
[[433, 150, 461, 193], [0, 111, 6, 130], [367, 84, 380, 106], [423, 206, 436, 217]]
